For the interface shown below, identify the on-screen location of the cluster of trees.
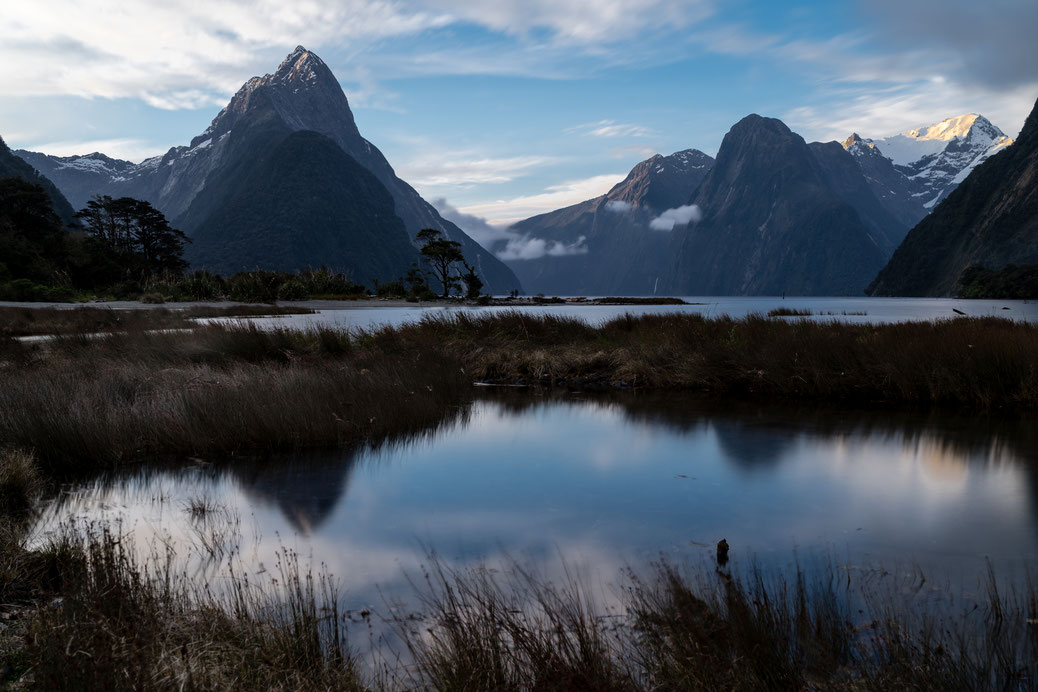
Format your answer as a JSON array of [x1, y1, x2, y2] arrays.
[[1, 176, 490, 303], [957, 264, 1038, 299], [0, 179, 192, 300], [76, 196, 189, 279]]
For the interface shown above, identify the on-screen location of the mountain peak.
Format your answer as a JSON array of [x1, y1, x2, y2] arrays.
[[842, 133, 863, 147], [841, 132, 881, 157], [272, 45, 330, 86], [903, 113, 998, 141], [193, 45, 351, 148]]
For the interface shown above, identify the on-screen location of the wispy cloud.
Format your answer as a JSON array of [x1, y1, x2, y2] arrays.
[[398, 151, 560, 189], [432, 197, 515, 250], [496, 235, 589, 261], [604, 200, 633, 213], [0, 0, 715, 108], [458, 173, 623, 227], [424, 0, 713, 44], [649, 204, 701, 231], [18, 137, 168, 162], [433, 197, 589, 260], [569, 120, 654, 138], [0, 1, 454, 107]]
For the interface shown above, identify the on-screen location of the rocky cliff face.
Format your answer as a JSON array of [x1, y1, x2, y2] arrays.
[[503, 149, 714, 295], [840, 133, 929, 230], [868, 97, 1038, 297], [15, 47, 522, 292], [662, 115, 894, 296]]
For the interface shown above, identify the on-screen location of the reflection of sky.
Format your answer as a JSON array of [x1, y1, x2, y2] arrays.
[[201, 297, 1038, 333], [33, 397, 1038, 612]]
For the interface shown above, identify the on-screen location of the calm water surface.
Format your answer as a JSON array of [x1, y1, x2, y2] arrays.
[[34, 392, 1038, 611], [204, 296, 1038, 331]]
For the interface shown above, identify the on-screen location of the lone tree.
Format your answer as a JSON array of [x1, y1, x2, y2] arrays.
[[76, 196, 189, 280], [461, 260, 483, 300], [416, 228, 465, 298]]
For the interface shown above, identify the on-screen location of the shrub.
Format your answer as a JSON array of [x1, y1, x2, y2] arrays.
[[277, 280, 310, 301], [228, 271, 281, 303], [174, 270, 225, 301], [0, 448, 41, 515]]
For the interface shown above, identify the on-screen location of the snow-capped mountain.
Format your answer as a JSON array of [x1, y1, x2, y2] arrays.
[[869, 97, 1038, 297], [843, 114, 1014, 213]]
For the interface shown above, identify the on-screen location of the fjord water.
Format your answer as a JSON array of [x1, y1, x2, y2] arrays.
[[203, 296, 1038, 331], [34, 391, 1038, 610]]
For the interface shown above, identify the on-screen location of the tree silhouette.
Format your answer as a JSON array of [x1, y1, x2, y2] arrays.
[[76, 196, 190, 279], [416, 228, 464, 298]]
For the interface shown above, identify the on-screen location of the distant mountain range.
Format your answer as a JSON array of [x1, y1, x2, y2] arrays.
[[868, 96, 1038, 296], [498, 110, 1018, 296], [5, 51, 1031, 298], [14, 47, 521, 292]]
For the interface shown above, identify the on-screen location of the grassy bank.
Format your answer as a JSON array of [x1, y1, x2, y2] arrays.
[[2, 311, 1037, 475], [3, 522, 1035, 690], [0, 304, 314, 338], [379, 311, 1038, 410], [0, 326, 467, 472]]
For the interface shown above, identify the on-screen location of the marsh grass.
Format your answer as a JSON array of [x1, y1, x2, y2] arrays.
[[379, 311, 1038, 410], [5, 517, 1037, 690], [0, 449, 42, 516], [592, 297, 689, 305], [0, 304, 314, 337], [0, 324, 468, 471], [3, 313, 1037, 476], [767, 307, 814, 317], [26, 526, 362, 691], [389, 554, 1038, 691]]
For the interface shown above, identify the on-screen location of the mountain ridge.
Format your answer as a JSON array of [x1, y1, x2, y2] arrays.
[[661, 114, 894, 296]]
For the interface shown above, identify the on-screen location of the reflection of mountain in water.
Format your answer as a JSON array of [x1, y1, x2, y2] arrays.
[[478, 389, 1038, 526], [228, 448, 361, 534], [223, 405, 471, 533], [711, 420, 797, 470]]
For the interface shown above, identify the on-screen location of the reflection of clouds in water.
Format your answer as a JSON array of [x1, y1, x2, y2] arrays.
[[30, 395, 1038, 614]]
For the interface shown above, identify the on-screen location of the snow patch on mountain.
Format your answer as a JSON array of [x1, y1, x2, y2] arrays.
[[843, 113, 1015, 214]]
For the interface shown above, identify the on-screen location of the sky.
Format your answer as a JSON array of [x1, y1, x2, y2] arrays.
[[1, 0, 1035, 227]]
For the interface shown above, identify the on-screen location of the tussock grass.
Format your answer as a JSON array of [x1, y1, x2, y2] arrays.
[[390, 554, 1038, 691], [0, 449, 41, 516], [0, 324, 467, 472], [5, 524, 1037, 689], [380, 311, 1038, 410], [767, 307, 814, 316], [3, 312, 1037, 477], [26, 527, 362, 691], [0, 304, 313, 338]]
